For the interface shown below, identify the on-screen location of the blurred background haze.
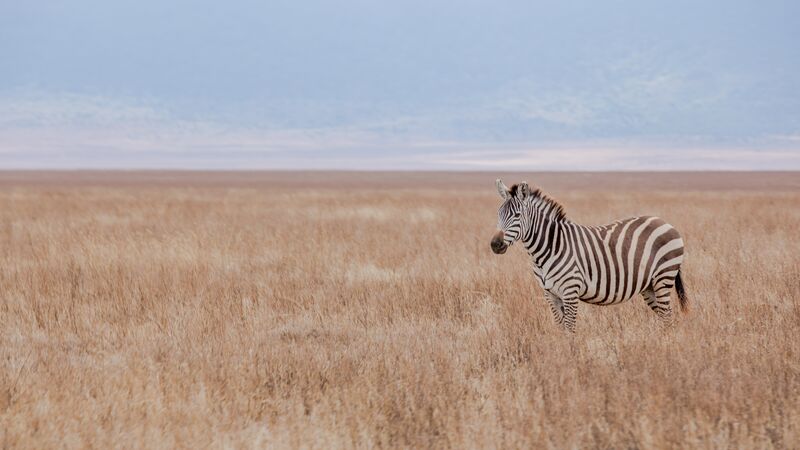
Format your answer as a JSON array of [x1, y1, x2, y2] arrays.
[[2, 0, 799, 169]]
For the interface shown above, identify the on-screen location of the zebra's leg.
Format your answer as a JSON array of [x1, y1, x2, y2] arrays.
[[642, 285, 673, 325], [561, 295, 579, 333], [544, 291, 565, 327]]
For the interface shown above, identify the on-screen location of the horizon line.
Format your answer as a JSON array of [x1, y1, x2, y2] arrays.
[[1, 168, 799, 173]]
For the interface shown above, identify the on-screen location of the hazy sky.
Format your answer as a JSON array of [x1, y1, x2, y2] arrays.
[[2, 0, 799, 169]]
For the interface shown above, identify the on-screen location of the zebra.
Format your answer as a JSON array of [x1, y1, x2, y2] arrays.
[[490, 179, 688, 332]]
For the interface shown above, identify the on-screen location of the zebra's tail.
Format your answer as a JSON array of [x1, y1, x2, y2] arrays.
[[675, 270, 689, 312]]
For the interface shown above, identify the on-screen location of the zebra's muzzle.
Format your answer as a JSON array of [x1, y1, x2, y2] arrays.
[[491, 232, 508, 254]]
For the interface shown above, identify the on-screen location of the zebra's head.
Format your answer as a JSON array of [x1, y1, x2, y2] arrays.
[[491, 178, 531, 255]]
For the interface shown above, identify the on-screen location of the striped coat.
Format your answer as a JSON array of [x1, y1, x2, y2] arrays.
[[490, 179, 688, 332]]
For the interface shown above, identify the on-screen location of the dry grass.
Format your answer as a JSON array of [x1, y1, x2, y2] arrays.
[[0, 172, 798, 449]]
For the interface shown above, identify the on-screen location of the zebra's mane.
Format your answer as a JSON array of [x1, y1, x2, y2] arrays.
[[509, 184, 568, 222]]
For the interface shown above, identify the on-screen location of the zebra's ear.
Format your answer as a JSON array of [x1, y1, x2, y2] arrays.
[[496, 178, 510, 200], [517, 182, 531, 200]]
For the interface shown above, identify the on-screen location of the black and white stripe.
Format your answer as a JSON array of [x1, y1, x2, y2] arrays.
[[491, 179, 688, 332]]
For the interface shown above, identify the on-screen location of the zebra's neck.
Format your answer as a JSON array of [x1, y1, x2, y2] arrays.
[[521, 197, 572, 269]]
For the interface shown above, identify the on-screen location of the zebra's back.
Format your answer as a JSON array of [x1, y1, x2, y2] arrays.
[[577, 216, 684, 304]]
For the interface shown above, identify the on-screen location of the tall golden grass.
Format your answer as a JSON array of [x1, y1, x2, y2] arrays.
[[0, 172, 798, 448]]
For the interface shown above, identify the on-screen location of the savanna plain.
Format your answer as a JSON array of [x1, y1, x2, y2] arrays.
[[0, 171, 798, 449]]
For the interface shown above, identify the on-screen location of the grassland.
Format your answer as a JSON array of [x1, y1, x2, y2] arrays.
[[0, 171, 798, 449]]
